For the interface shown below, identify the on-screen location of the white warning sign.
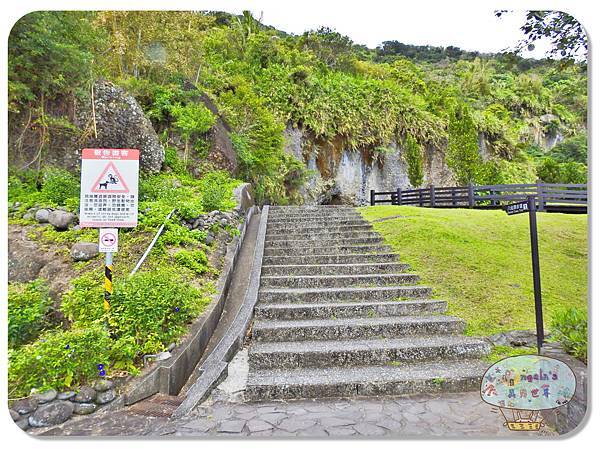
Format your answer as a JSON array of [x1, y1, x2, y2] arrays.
[[79, 148, 139, 228], [99, 228, 119, 253]]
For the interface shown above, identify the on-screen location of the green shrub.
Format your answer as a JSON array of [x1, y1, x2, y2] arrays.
[[60, 270, 105, 325], [163, 146, 186, 175], [40, 167, 80, 207], [197, 170, 238, 212], [551, 308, 587, 362], [404, 133, 424, 187], [174, 249, 209, 274], [171, 102, 216, 136], [107, 270, 210, 354], [159, 222, 205, 247], [8, 280, 52, 348], [8, 325, 111, 398]]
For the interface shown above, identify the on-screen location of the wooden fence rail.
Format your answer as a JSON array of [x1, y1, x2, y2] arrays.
[[369, 181, 587, 213]]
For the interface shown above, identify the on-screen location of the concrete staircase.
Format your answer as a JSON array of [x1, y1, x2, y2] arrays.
[[246, 206, 490, 400]]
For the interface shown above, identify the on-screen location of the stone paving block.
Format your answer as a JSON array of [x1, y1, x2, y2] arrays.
[[258, 412, 288, 425], [326, 426, 357, 436], [277, 417, 317, 432], [375, 417, 404, 432], [297, 425, 329, 437], [320, 417, 356, 427], [247, 419, 274, 433], [181, 418, 217, 432], [217, 419, 246, 433], [353, 422, 387, 436]]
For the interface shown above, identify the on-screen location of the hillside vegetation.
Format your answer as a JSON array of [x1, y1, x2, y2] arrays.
[[9, 11, 588, 204], [360, 206, 587, 340], [7, 10, 589, 396]]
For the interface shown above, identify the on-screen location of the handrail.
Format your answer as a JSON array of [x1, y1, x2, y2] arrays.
[[370, 182, 587, 212], [129, 208, 177, 277]]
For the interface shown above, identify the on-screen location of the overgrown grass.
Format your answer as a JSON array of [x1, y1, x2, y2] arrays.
[[360, 206, 588, 337]]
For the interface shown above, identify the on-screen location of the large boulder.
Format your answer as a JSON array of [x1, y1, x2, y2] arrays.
[[73, 386, 97, 403], [48, 210, 75, 230], [9, 80, 164, 174], [28, 401, 74, 427], [82, 80, 164, 173], [71, 242, 99, 261], [35, 208, 50, 223], [12, 397, 38, 415]]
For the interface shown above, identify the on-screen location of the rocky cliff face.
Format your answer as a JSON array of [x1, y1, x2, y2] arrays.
[[283, 125, 456, 205], [8, 80, 165, 174]]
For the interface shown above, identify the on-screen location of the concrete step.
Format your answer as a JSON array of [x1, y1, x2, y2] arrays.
[[265, 236, 383, 248], [266, 224, 373, 236], [260, 273, 420, 289], [254, 299, 448, 320], [262, 253, 399, 265], [267, 218, 368, 228], [263, 244, 389, 257], [245, 359, 489, 400], [266, 230, 380, 241], [269, 206, 357, 212], [269, 211, 361, 218], [252, 315, 465, 342], [261, 262, 410, 276], [259, 285, 431, 303], [249, 335, 490, 369]]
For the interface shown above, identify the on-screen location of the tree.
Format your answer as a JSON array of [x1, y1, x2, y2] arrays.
[[8, 11, 100, 113], [496, 10, 587, 60], [299, 27, 355, 69]]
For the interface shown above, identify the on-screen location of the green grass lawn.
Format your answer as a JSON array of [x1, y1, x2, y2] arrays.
[[359, 206, 588, 337]]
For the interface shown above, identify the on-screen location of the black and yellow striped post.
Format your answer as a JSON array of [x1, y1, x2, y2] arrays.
[[104, 252, 114, 311]]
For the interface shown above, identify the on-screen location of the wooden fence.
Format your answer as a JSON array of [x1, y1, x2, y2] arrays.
[[369, 181, 587, 213]]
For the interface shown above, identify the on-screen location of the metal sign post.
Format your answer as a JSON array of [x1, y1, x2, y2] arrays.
[[99, 228, 119, 311], [526, 196, 544, 354], [79, 149, 139, 314], [504, 196, 544, 354]]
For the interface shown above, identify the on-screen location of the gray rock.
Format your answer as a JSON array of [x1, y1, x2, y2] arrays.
[[28, 400, 74, 427], [232, 183, 254, 213], [57, 391, 76, 400], [10, 409, 20, 421], [80, 80, 164, 173], [73, 386, 97, 403], [220, 218, 228, 226], [73, 402, 97, 415], [33, 388, 57, 404], [487, 330, 542, 348], [48, 210, 75, 230], [35, 208, 50, 223], [93, 379, 114, 392], [95, 389, 116, 404], [23, 212, 34, 220], [71, 242, 99, 261], [15, 418, 30, 431], [12, 397, 38, 415]]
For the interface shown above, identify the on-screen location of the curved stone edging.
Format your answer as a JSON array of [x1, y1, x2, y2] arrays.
[[122, 204, 260, 405], [172, 205, 269, 418]]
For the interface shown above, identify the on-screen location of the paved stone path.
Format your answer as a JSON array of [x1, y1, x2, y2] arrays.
[[40, 348, 556, 438], [148, 392, 554, 437]]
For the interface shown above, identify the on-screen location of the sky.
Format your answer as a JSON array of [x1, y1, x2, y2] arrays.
[[195, 0, 560, 59]]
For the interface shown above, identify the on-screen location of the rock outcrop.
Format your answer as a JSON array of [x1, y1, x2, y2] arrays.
[[8, 79, 165, 174], [283, 124, 456, 206], [79, 80, 164, 172]]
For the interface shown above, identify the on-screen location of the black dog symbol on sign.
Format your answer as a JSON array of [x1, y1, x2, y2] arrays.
[[98, 175, 119, 190]]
